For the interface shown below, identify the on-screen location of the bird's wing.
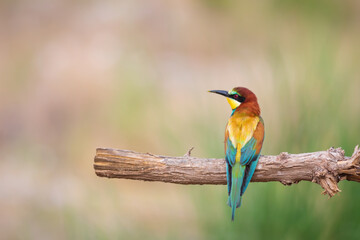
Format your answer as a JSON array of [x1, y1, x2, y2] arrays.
[[225, 136, 236, 166], [240, 138, 257, 165], [225, 131, 236, 195]]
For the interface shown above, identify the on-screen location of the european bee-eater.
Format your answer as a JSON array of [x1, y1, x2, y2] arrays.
[[210, 87, 264, 221]]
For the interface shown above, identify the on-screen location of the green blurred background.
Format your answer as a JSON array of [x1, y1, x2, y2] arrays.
[[1, 0, 360, 239]]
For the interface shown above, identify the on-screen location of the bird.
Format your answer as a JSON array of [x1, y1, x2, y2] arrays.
[[209, 87, 265, 221]]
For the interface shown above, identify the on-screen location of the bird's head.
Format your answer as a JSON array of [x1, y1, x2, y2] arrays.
[[209, 87, 258, 110]]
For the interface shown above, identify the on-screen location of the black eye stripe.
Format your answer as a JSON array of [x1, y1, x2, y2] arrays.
[[231, 94, 245, 102]]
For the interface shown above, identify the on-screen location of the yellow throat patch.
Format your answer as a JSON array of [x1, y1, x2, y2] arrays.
[[226, 97, 240, 110]]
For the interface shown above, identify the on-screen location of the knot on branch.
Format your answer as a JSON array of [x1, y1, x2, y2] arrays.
[[313, 166, 341, 197], [327, 147, 345, 160], [280, 179, 299, 186], [278, 152, 289, 160], [311, 147, 344, 197]]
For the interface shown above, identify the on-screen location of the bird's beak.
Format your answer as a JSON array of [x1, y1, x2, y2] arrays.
[[209, 90, 240, 110], [209, 90, 230, 98]]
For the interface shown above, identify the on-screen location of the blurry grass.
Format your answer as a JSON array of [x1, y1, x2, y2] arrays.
[[1, 0, 360, 239]]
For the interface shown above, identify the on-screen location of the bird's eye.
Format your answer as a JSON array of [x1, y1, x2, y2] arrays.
[[232, 94, 245, 102]]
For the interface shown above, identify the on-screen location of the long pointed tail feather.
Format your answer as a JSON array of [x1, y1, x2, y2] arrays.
[[228, 163, 246, 221], [240, 156, 260, 196]]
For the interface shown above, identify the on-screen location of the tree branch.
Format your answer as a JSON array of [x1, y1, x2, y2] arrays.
[[94, 146, 360, 197]]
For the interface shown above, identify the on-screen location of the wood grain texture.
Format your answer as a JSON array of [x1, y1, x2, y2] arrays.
[[94, 146, 360, 197]]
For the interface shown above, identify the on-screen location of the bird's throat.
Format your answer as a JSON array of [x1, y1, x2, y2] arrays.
[[227, 98, 240, 110]]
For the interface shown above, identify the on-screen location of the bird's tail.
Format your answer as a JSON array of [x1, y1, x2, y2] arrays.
[[227, 163, 246, 221]]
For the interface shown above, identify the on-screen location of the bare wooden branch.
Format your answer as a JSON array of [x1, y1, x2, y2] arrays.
[[94, 146, 360, 197]]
